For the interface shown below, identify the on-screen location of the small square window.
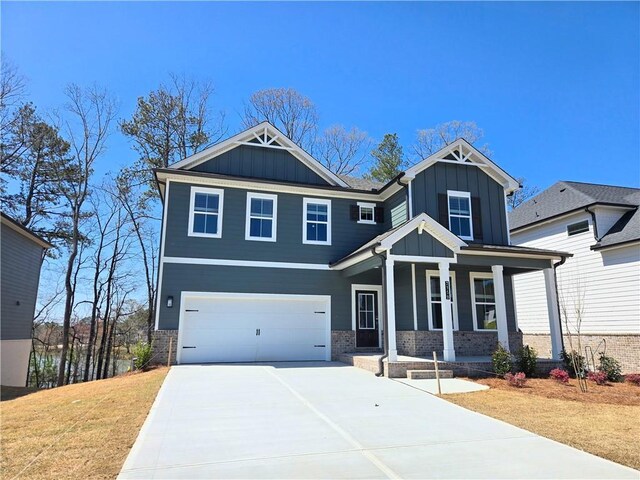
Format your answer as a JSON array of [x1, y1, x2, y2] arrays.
[[567, 220, 589, 236], [357, 202, 376, 224]]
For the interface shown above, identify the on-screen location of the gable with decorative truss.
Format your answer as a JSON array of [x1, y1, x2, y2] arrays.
[[169, 123, 348, 187]]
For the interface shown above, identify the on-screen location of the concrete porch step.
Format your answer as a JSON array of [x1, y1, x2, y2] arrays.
[[407, 369, 454, 380]]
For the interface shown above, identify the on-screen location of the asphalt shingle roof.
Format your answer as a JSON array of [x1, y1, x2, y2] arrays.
[[337, 175, 384, 191]]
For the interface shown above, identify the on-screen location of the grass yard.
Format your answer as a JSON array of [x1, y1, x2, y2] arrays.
[[1, 367, 168, 479], [447, 377, 640, 470]]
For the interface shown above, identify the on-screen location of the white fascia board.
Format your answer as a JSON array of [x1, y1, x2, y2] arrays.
[[379, 213, 467, 252], [459, 249, 561, 261], [0, 216, 52, 249], [163, 256, 330, 270]]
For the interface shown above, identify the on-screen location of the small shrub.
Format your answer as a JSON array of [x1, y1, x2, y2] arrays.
[[587, 370, 608, 385], [561, 350, 586, 378], [598, 353, 622, 382], [516, 345, 538, 377], [492, 343, 512, 376], [625, 374, 640, 386], [549, 368, 570, 384], [505, 372, 527, 388], [132, 341, 153, 371]]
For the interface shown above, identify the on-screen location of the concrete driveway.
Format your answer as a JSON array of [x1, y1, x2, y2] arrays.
[[119, 363, 637, 479]]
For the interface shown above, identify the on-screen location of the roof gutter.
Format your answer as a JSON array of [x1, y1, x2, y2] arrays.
[[584, 206, 599, 241]]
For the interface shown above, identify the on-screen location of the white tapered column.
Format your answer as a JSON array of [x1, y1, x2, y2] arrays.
[[439, 261, 455, 361], [385, 257, 398, 362], [492, 265, 510, 351], [544, 268, 563, 360]]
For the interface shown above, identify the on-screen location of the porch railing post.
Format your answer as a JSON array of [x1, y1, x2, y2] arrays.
[[491, 265, 510, 351], [439, 261, 456, 361], [544, 267, 563, 360], [385, 256, 398, 362]]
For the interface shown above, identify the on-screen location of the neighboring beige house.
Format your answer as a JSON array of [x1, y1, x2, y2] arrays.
[[509, 181, 640, 372]]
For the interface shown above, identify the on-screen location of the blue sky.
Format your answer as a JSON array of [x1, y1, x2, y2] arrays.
[[3, 1, 639, 190]]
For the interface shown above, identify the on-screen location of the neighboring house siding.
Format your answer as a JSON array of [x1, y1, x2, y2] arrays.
[[189, 144, 331, 186], [512, 211, 640, 334], [384, 189, 408, 229], [592, 206, 631, 239], [411, 163, 509, 245], [1, 224, 43, 340], [391, 230, 454, 258], [163, 181, 387, 264]]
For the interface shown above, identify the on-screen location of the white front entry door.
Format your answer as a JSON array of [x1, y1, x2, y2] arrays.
[[178, 293, 330, 363]]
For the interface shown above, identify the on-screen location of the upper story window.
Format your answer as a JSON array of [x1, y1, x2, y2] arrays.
[[567, 220, 589, 236], [246, 192, 277, 242], [303, 198, 331, 245], [188, 187, 224, 238], [447, 190, 473, 240], [357, 202, 376, 224]]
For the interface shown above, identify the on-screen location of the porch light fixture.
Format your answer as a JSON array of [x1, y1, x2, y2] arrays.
[[166, 296, 173, 308]]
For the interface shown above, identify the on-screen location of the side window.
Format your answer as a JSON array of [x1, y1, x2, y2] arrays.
[[245, 192, 277, 242], [426, 271, 459, 331], [471, 274, 497, 331], [567, 220, 589, 236], [447, 190, 473, 240], [303, 198, 331, 245], [188, 187, 224, 238]]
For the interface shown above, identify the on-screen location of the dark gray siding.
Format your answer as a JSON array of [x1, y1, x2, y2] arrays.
[[411, 163, 509, 245], [190, 144, 331, 186], [1, 225, 44, 340], [384, 189, 408, 229], [158, 263, 382, 330], [393, 264, 414, 330], [391, 230, 455, 258], [164, 181, 387, 264]]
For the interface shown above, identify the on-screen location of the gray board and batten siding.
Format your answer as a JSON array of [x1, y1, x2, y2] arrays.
[[1, 224, 45, 340], [411, 162, 509, 245]]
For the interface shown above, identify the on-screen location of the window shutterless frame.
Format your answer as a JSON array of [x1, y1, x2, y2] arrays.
[[567, 220, 589, 236], [425, 270, 459, 331], [188, 186, 224, 238], [245, 192, 278, 242], [357, 202, 376, 224], [470, 272, 498, 331], [302, 197, 331, 245], [447, 190, 473, 241]]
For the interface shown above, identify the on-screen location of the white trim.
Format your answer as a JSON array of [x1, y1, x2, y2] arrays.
[[411, 264, 418, 331], [163, 256, 330, 270], [0, 217, 51, 249], [378, 212, 467, 252], [188, 186, 224, 238], [170, 122, 348, 188], [491, 265, 509, 350], [303, 197, 332, 246], [387, 254, 456, 264], [426, 269, 459, 331], [245, 192, 278, 242], [385, 257, 398, 362], [593, 240, 640, 252], [407, 180, 414, 219], [155, 179, 171, 330], [176, 292, 332, 363], [504, 192, 512, 245], [460, 249, 561, 261], [438, 261, 456, 361], [470, 272, 498, 331], [447, 190, 473, 241], [357, 202, 376, 224]]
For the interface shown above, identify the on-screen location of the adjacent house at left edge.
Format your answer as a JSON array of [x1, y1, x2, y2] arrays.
[[152, 122, 571, 367], [1, 212, 52, 387]]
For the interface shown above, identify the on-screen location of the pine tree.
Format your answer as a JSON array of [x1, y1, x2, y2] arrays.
[[367, 133, 405, 183]]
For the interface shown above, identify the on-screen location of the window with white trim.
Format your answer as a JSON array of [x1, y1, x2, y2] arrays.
[[188, 187, 223, 238], [470, 273, 497, 330], [245, 192, 277, 242], [426, 271, 458, 331], [447, 190, 473, 240], [303, 198, 331, 245], [357, 202, 376, 224]]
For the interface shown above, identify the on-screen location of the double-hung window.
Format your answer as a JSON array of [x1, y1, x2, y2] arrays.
[[426, 271, 458, 331], [471, 273, 497, 330], [188, 187, 223, 238], [245, 192, 277, 242], [303, 198, 331, 245], [447, 190, 473, 240]]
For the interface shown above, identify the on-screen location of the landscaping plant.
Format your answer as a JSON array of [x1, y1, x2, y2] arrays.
[[516, 345, 538, 377], [587, 370, 608, 385], [625, 374, 640, 386], [561, 350, 586, 378], [549, 368, 570, 384], [504, 372, 527, 388], [132, 341, 153, 371], [598, 353, 622, 382], [492, 343, 512, 376]]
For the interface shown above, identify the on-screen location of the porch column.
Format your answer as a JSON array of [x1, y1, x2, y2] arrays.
[[491, 265, 510, 351], [438, 261, 455, 361], [385, 256, 398, 362], [544, 268, 563, 360]]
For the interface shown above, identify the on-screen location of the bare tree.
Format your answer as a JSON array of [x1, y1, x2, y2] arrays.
[[507, 177, 540, 210], [0, 57, 26, 110], [56, 84, 116, 387], [314, 125, 372, 176], [412, 120, 491, 161], [559, 276, 588, 392], [242, 88, 318, 150]]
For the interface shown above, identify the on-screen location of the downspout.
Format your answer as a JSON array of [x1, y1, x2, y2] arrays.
[[374, 247, 389, 377], [584, 206, 599, 241], [396, 177, 411, 221], [552, 256, 568, 353]]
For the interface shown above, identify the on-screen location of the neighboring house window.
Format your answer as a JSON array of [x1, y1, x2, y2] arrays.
[[447, 190, 473, 240], [303, 198, 331, 245], [567, 220, 589, 236], [470, 273, 497, 330], [245, 192, 277, 242], [357, 202, 376, 224], [188, 187, 224, 238], [426, 270, 458, 331]]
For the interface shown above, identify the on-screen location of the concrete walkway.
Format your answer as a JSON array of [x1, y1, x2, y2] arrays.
[[119, 363, 638, 479], [395, 377, 490, 394]]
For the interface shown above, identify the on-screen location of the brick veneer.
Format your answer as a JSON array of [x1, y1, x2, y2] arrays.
[[331, 330, 356, 360], [523, 333, 640, 373], [396, 330, 524, 357], [151, 330, 178, 365]]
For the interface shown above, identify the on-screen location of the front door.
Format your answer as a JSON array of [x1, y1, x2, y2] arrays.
[[355, 290, 379, 348]]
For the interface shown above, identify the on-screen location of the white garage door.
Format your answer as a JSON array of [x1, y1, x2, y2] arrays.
[[178, 293, 330, 363]]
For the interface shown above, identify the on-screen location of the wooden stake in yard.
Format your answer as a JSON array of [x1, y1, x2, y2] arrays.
[[433, 351, 442, 395], [167, 336, 173, 367]]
